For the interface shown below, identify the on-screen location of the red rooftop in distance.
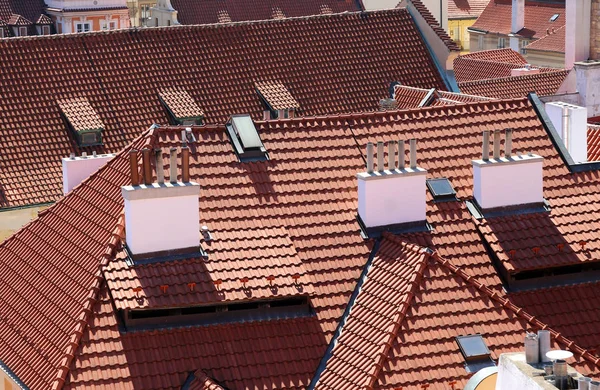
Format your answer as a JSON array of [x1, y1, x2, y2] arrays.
[[1, 95, 600, 389]]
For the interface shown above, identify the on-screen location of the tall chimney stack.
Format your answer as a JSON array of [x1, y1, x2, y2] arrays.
[[510, 0, 525, 52]]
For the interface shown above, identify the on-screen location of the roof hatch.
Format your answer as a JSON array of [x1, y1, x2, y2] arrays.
[[426, 177, 456, 201], [456, 334, 495, 372], [226, 114, 268, 162]]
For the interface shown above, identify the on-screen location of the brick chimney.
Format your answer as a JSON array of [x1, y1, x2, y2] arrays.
[[122, 146, 200, 257], [357, 139, 427, 228], [472, 130, 544, 209]]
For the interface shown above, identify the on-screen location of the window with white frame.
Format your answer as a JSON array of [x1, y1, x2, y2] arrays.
[[41, 25, 50, 35], [497, 37, 506, 49], [101, 20, 118, 30], [76, 22, 91, 33], [18, 26, 27, 36], [520, 39, 529, 54]]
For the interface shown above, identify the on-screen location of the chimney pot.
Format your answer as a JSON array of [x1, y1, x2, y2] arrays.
[[493, 130, 501, 159], [505, 129, 513, 157], [170, 147, 178, 183], [377, 141, 384, 172], [82, 152, 87, 158], [409, 139, 417, 169], [366, 143, 374, 173], [70, 152, 75, 159], [398, 140, 405, 169], [155, 148, 164, 184], [129, 150, 140, 186], [482, 131, 490, 161], [142, 148, 152, 185], [182, 147, 190, 183], [388, 141, 396, 170]]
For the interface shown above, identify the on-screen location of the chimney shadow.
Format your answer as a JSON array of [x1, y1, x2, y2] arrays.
[[237, 160, 278, 203]]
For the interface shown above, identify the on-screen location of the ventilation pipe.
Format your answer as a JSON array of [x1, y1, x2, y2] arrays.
[[545, 102, 588, 163]]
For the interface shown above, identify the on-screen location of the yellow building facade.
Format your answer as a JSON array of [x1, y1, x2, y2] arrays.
[[448, 17, 477, 52]]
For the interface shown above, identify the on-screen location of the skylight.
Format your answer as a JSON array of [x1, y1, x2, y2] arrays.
[[226, 114, 268, 162], [426, 178, 456, 200], [550, 13, 560, 22], [456, 334, 496, 373]]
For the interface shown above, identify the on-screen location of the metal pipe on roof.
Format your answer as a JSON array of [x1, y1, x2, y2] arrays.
[[170, 147, 178, 183], [388, 141, 396, 170], [409, 139, 417, 169], [398, 140, 405, 169], [482, 131, 490, 161], [505, 128, 513, 158], [155, 148, 164, 184], [377, 141, 384, 172], [493, 129, 501, 159], [366, 142, 374, 173], [142, 149, 152, 185], [181, 130, 187, 146], [182, 147, 190, 183], [129, 150, 139, 186]]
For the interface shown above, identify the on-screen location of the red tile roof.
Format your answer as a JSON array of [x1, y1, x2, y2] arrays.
[[169, 0, 363, 24], [0, 8, 446, 209], [158, 87, 205, 121], [7, 14, 31, 26], [448, 0, 490, 19], [58, 97, 105, 132], [458, 70, 569, 98], [255, 81, 300, 110], [394, 84, 493, 108], [588, 124, 600, 161], [188, 371, 225, 390], [459, 48, 528, 64], [472, 0, 565, 39], [5, 97, 600, 389], [526, 24, 565, 53], [394, 85, 430, 109], [314, 234, 600, 389]]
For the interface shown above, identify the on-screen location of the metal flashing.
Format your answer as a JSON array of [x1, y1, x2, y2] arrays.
[[465, 199, 550, 220], [357, 214, 431, 239]]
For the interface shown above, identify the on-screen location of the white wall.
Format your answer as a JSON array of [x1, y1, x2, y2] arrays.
[[575, 60, 600, 117], [122, 182, 200, 255], [358, 168, 427, 228], [472, 155, 544, 209], [545, 102, 588, 162], [150, 0, 178, 26], [62, 154, 115, 194], [565, 0, 591, 69]]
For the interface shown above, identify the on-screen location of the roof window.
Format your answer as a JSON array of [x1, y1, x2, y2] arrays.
[[159, 87, 204, 125], [456, 334, 496, 372], [426, 178, 456, 201], [58, 97, 104, 147], [226, 114, 268, 162], [550, 14, 560, 22]]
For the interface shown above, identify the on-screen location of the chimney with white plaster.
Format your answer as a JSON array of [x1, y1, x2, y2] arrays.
[[472, 129, 544, 209], [565, 0, 591, 69], [62, 152, 115, 194], [122, 146, 200, 256], [510, 0, 525, 52], [511, 64, 540, 77], [545, 102, 588, 163], [357, 139, 427, 228]]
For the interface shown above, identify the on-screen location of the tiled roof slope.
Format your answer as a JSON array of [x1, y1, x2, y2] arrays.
[[0, 0, 47, 25], [393, 84, 493, 108], [458, 70, 569, 98], [472, 0, 564, 39], [459, 48, 528, 64], [448, 0, 490, 19], [314, 235, 600, 389], [158, 87, 205, 121], [526, 24, 565, 53], [187, 371, 226, 390], [255, 81, 300, 110], [7, 97, 600, 388], [589, 124, 600, 161], [0, 8, 446, 209], [169, 0, 362, 24], [408, 0, 460, 51], [58, 97, 105, 132]]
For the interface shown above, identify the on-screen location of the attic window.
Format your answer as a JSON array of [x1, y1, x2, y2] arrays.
[[456, 334, 495, 373], [57, 97, 104, 147], [550, 14, 560, 22], [426, 178, 456, 200], [159, 88, 204, 125], [226, 114, 268, 162], [255, 81, 299, 119]]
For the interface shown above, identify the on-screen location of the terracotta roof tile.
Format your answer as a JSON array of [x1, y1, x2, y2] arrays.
[[394, 84, 493, 108], [158, 87, 205, 121], [526, 24, 565, 53], [458, 48, 528, 64], [458, 70, 569, 98], [588, 124, 600, 162], [188, 371, 225, 390], [58, 97, 105, 133], [472, 0, 564, 39], [255, 81, 300, 110], [169, 0, 362, 24], [393, 85, 430, 109], [35, 14, 51, 24], [448, 0, 490, 19], [7, 14, 31, 26], [0, 8, 445, 209]]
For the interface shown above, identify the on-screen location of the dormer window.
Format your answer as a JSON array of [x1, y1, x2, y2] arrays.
[[41, 25, 50, 35], [226, 114, 268, 162], [255, 81, 300, 120], [58, 97, 104, 147], [18, 26, 27, 36], [158, 87, 204, 125]]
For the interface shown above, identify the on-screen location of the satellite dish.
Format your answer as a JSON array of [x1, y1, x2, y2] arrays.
[[546, 350, 574, 361]]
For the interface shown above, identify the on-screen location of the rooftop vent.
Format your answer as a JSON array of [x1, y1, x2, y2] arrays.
[[122, 146, 200, 258], [226, 114, 268, 162], [58, 97, 104, 147], [62, 152, 115, 194], [545, 102, 588, 163], [472, 129, 544, 210], [456, 334, 495, 373], [357, 139, 427, 230]]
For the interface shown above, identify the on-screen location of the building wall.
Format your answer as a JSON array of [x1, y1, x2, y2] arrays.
[[0, 205, 49, 242], [469, 32, 531, 54], [49, 10, 130, 33], [592, 0, 600, 60], [448, 18, 476, 52], [525, 50, 565, 68], [126, 0, 157, 27]]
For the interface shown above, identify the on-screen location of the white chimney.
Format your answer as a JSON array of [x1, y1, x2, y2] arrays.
[[122, 147, 200, 256], [510, 0, 525, 52], [472, 130, 544, 209], [510, 64, 540, 77], [565, 0, 591, 69], [357, 139, 427, 228], [62, 152, 115, 194], [545, 102, 588, 163]]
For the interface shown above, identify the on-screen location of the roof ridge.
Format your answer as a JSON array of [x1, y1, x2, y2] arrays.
[[430, 252, 600, 367], [459, 69, 569, 85]]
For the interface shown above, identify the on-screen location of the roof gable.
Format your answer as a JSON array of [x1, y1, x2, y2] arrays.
[[0, 0, 46, 25]]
